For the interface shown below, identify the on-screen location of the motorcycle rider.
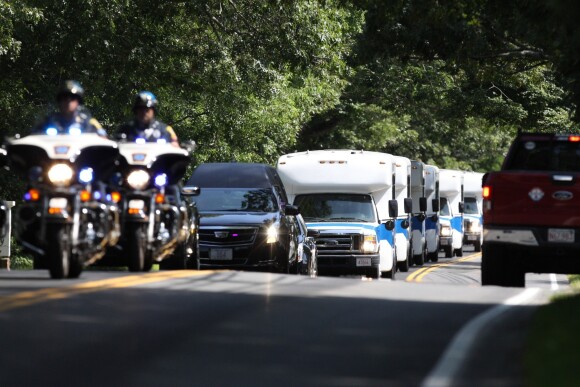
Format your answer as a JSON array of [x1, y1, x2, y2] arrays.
[[116, 91, 179, 146], [32, 80, 107, 137]]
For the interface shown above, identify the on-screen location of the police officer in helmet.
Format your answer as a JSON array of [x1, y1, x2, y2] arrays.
[[33, 80, 106, 137], [116, 91, 179, 146]]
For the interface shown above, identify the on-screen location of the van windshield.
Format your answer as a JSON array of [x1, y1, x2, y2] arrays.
[[464, 197, 479, 215], [194, 188, 278, 212], [439, 198, 451, 216], [294, 193, 377, 223]]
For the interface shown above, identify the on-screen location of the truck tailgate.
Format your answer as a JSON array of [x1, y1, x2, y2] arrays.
[[485, 171, 580, 227]]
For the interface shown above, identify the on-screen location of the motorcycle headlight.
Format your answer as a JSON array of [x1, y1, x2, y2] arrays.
[[266, 224, 278, 244], [127, 170, 150, 190], [362, 234, 378, 253], [440, 224, 452, 237], [47, 163, 74, 186]]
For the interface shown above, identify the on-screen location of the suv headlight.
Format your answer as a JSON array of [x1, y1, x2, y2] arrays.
[[440, 224, 452, 237], [127, 170, 150, 190], [47, 163, 74, 186], [362, 234, 378, 253], [266, 224, 278, 244]]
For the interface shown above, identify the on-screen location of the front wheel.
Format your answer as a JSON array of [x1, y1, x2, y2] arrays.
[[47, 225, 82, 279], [127, 224, 151, 272], [443, 245, 453, 258]]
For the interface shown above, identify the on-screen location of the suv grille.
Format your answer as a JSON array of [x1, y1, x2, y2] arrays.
[[200, 227, 258, 245]]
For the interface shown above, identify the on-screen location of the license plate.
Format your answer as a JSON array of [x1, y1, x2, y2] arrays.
[[210, 249, 233, 260], [356, 258, 372, 267], [467, 235, 477, 241], [48, 197, 68, 209], [440, 239, 449, 245], [548, 229, 575, 243]]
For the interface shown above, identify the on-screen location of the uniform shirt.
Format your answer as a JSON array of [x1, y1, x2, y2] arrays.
[[116, 119, 178, 144], [32, 107, 106, 137]]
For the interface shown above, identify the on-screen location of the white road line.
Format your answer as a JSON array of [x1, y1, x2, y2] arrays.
[[420, 287, 542, 387], [550, 273, 559, 291]]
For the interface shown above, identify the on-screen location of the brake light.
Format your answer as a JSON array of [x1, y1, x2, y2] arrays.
[[569, 135, 580, 142], [482, 186, 492, 199]]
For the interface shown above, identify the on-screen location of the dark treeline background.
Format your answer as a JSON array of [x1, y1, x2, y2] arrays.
[[2, 0, 580, 200]]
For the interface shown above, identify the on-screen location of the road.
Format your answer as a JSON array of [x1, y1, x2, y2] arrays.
[[0, 248, 567, 387]]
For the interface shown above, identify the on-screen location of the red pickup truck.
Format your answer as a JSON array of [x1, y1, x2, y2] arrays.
[[482, 132, 580, 287]]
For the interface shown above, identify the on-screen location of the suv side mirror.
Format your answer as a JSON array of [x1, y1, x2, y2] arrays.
[[432, 198, 440, 212], [284, 205, 300, 216], [388, 200, 398, 218], [419, 197, 427, 212], [181, 186, 200, 196], [404, 198, 413, 214]]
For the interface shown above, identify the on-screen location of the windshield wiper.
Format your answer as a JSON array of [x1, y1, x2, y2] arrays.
[[328, 217, 370, 223]]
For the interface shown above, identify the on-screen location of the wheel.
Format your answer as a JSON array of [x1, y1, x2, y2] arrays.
[[159, 242, 187, 270], [481, 244, 525, 287], [474, 240, 482, 252], [455, 246, 463, 257], [127, 224, 148, 272], [397, 248, 410, 272], [367, 266, 380, 279], [427, 251, 439, 263], [413, 250, 425, 266], [443, 245, 453, 258], [47, 225, 81, 279]]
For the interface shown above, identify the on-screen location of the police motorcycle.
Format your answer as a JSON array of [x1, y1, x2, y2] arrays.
[[5, 129, 121, 279], [109, 136, 197, 272]]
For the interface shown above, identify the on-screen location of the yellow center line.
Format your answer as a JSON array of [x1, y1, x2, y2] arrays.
[[0, 270, 219, 312], [406, 253, 482, 283]]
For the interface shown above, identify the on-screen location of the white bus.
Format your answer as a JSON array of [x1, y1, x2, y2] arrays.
[[277, 150, 399, 279]]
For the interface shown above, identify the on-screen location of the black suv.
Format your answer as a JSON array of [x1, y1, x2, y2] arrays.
[[183, 163, 300, 273]]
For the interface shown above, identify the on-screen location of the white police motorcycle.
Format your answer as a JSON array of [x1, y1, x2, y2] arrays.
[[107, 137, 198, 272], [5, 130, 121, 279]]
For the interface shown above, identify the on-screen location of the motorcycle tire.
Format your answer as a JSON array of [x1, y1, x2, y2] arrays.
[[47, 225, 81, 279], [127, 224, 148, 272]]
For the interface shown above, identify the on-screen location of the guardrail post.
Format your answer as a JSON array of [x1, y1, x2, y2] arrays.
[[0, 201, 16, 270]]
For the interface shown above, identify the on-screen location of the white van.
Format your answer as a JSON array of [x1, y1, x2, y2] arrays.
[[463, 171, 484, 252], [392, 156, 413, 271], [424, 164, 441, 262], [439, 169, 464, 258], [277, 150, 398, 279], [410, 160, 428, 266]]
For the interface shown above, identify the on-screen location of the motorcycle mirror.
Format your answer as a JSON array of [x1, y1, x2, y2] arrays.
[[181, 186, 200, 196]]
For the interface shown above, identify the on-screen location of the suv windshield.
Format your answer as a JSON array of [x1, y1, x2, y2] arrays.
[[505, 139, 580, 171], [294, 193, 377, 223], [194, 188, 278, 212]]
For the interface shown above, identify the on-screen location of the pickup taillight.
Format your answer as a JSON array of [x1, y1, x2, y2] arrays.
[[482, 185, 492, 212]]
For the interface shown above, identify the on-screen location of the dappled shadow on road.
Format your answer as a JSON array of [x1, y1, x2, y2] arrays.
[[0, 272, 538, 387]]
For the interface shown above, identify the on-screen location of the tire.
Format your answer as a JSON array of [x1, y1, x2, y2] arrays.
[[127, 223, 148, 272], [455, 246, 463, 257], [443, 245, 453, 258], [427, 251, 439, 263], [474, 240, 482, 252], [367, 266, 380, 279], [397, 247, 410, 272], [481, 244, 525, 287], [47, 225, 81, 279], [413, 250, 425, 266], [159, 242, 187, 270]]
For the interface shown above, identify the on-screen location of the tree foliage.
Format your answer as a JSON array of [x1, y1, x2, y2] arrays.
[[1, 0, 580, 200]]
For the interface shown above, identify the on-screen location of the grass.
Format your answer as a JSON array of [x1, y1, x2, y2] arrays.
[[524, 275, 580, 387]]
